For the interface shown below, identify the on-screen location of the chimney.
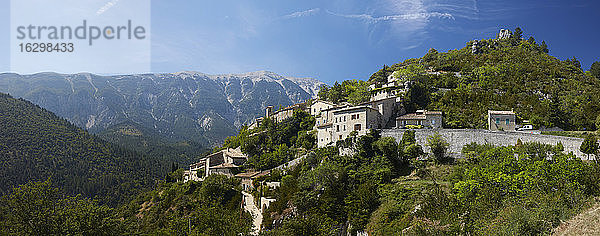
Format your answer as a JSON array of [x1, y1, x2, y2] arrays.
[[266, 106, 274, 118]]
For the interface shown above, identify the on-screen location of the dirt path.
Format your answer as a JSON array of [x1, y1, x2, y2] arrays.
[[243, 191, 263, 235], [553, 203, 600, 236]]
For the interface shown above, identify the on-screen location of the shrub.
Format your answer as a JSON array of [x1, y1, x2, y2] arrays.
[[426, 133, 450, 163]]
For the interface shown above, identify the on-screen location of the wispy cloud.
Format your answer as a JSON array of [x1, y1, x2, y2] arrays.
[[325, 10, 454, 23], [282, 8, 321, 19]]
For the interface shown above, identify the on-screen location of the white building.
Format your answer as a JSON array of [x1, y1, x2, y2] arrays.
[[183, 147, 247, 182], [488, 110, 516, 131], [330, 106, 382, 144], [310, 100, 336, 117], [397, 110, 443, 129]]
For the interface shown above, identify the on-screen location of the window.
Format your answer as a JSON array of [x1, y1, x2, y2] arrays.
[[357, 114, 359, 119], [343, 125, 346, 131], [339, 135, 342, 139], [344, 116, 346, 122], [354, 124, 362, 131], [336, 125, 340, 132], [506, 119, 510, 125], [495, 118, 500, 124]]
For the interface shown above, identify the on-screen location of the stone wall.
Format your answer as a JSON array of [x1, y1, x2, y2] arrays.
[[381, 129, 589, 160]]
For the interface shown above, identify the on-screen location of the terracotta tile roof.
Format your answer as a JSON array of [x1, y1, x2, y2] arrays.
[[235, 171, 260, 178], [312, 100, 336, 106], [205, 148, 247, 159], [397, 110, 442, 120], [210, 163, 239, 169], [251, 170, 271, 179], [425, 111, 442, 115], [488, 110, 515, 115], [333, 105, 378, 113], [397, 113, 427, 120]]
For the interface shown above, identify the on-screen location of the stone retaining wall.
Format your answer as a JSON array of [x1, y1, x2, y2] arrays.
[[380, 129, 589, 160]]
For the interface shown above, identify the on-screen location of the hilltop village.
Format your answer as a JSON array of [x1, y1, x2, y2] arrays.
[[183, 68, 447, 181], [182, 29, 591, 185]]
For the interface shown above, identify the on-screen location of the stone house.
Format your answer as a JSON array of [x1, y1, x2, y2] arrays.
[[369, 74, 407, 101], [183, 147, 247, 182], [363, 97, 400, 128], [331, 106, 382, 143], [397, 110, 443, 129], [310, 100, 336, 117], [235, 169, 271, 191], [314, 104, 349, 147], [183, 161, 205, 182], [235, 171, 260, 191], [269, 103, 309, 123], [488, 110, 516, 131], [250, 102, 310, 129]]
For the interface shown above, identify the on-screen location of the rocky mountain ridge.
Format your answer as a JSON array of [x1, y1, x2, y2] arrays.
[[0, 70, 324, 147]]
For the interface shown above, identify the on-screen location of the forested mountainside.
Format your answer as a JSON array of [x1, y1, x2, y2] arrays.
[[0, 71, 324, 148], [359, 28, 600, 130], [3, 28, 600, 235], [0, 93, 167, 204], [97, 121, 209, 166]]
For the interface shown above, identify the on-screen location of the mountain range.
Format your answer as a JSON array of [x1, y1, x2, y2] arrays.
[[0, 71, 324, 147]]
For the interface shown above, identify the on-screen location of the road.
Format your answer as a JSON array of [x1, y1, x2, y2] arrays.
[[242, 191, 262, 235]]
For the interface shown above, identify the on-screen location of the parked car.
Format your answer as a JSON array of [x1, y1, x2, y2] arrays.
[[517, 124, 533, 131]]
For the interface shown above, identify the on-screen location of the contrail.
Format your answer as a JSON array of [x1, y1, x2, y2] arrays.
[[97, 0, 121, 15]]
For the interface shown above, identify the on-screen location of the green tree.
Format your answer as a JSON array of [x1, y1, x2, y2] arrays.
[[0, 180, 121, 235], [427, 132, 450, 163], [317, 85, 330, 101], [401, 130, 417, 146], [590, 61, 600, 78], [540, 40, 549, 53], [580, 134, 599, 160], [567, 57, 582, 69], [405, 143, 424, 160], [596, 114, 600, 131], [513, 27, 523, 40], [510, 27, 523, 45]]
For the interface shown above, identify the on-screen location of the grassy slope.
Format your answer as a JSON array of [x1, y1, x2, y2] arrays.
[[553, 200, 600, 235]]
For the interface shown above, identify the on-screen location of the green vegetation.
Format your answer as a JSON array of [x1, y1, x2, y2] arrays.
[[98, 121, 210, 166], [260, 131, 600, 235], [591, 61, 600, 79], [580, 134, 599, 160], [261, 130, 409, 235], [4, 29, 600, 235], [0, 93, 167, 204], [0, 175, 252, 235], [118, 174, 252, 235], [368, 27, 600, 130], [0, 180, 121, 235], [318, 79, 371, 105], [222, 109, 315, 170], [426, 132, 451, 163]]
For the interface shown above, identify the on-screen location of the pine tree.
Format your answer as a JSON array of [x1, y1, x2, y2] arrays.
[[513, 27, 523, 40], [590, 61, 600, 78], [580, 134, 599, 160], [540, 41, 549, 53]]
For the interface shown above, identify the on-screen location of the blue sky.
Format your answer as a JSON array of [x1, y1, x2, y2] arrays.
[[1, 0, 599, 84]]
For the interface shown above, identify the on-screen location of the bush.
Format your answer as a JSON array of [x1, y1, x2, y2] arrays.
[[426, 133, 450, 163]]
